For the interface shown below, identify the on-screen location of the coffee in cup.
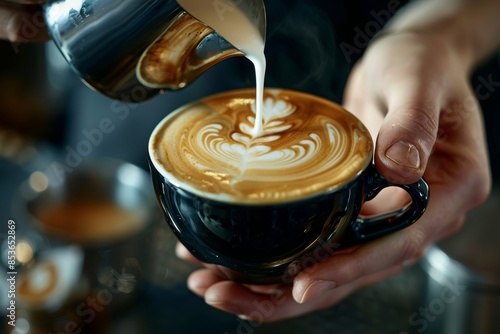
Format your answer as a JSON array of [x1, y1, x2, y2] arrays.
[[34, 200, 146, 245], [151, 88, 372, 203], [149, 88, 429, 283]]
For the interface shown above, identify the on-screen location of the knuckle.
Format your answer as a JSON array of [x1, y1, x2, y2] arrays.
[[439, 96, 479, 134], [387, 103, 439, 153], [404, 106, 438, 149]]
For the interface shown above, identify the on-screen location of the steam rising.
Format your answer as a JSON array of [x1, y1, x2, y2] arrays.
[[265, 0, 341, 100]]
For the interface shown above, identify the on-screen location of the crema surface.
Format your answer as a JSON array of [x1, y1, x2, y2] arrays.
[[151, 89, 372, 203]]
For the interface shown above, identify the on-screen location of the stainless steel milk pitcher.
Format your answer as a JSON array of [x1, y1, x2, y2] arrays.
[[43, 0, 265, 102]]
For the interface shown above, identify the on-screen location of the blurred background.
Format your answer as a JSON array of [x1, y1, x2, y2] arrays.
[[1, 0, 499, 333]]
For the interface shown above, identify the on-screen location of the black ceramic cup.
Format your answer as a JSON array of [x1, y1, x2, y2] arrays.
[[148, 89, 429, 284]]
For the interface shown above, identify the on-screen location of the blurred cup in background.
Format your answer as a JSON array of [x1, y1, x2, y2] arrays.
[[6, 157, 158, 334]]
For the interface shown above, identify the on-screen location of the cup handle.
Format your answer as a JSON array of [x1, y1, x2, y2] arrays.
[[344, 165, 430, 245]]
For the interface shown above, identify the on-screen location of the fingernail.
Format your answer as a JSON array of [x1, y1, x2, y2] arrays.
[[298, 280, 336, 304], [385, 141, 421, 169], [238, 314, 253, 321]]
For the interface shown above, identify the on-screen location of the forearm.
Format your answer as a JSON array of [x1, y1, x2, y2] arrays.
[[385, 0, 500, 72]]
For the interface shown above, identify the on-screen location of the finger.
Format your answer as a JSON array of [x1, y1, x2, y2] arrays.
[[291, 220, 428, 304], [375, 82, 441, 184], [365, 40, 442, 184], [360, 186, 410, 216], [292, 185, 471, 305], [175, 242, 204, 265], [201, 264, 402, 322], [188, 269, 226, 297], [375, 98, 439, 184], [203, 280, 297, 321], [188, 268, 283, 297], [0, 3, 50, 42]]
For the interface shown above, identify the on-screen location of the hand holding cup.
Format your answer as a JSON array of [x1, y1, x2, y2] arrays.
[[148, 88, 429, 284]]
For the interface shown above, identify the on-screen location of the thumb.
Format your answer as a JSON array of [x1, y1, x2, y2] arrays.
[[374, 81, 440, 184]]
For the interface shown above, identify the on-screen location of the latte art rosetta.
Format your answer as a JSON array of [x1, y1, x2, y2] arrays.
[[196, 99, 347, 179], [151, 89, 373, 203]]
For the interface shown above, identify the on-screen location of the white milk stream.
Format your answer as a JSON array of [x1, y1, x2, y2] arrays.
[[176, 0, 267, 137]]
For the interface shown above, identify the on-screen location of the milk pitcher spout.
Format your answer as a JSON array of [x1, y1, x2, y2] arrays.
[[43, 0, 253, 102]]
